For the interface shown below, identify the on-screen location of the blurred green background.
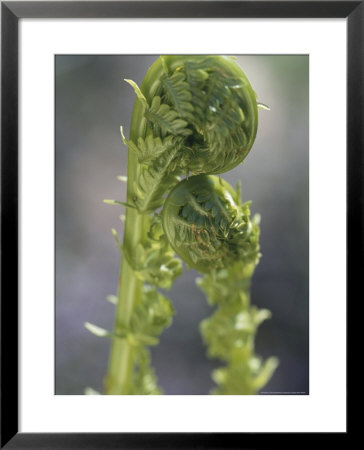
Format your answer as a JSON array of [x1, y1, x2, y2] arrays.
[[56, 55, 309, 395]]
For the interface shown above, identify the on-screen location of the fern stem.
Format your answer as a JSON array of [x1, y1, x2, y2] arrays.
[[104, 153, 144, 394], [105, 57, 181, 394], [104, 78, 149, 393]]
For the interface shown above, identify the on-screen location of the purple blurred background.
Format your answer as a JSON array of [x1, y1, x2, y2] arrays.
[[56, 55, 309, 395]]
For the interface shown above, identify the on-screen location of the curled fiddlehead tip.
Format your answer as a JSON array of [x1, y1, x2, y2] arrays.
[[122, 55, 259, 214], [161, 174, 260, 273], [157, 55, 258, 175]]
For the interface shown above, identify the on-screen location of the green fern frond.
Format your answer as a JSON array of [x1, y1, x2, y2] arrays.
[[145, 96, 192, 138], [131, 285, 175, 338], [130, 347, 163, 395], [162, 175, 260, 273], [133, 145, 182, 213], [128, 286, 175, 394], [126, 134, 178, 165], [184, 59, 210, 130], [199, 259, 277, 395], [161, 71, 194, 122]]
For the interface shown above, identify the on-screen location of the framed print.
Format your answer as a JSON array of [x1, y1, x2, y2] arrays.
[[55, 54, 309, 398], [1, 1, 359, 447]]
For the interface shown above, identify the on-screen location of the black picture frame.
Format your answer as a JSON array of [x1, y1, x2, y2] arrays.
[[1, 1, 359, 448]]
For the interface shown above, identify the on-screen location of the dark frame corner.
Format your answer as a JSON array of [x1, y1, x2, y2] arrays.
[[1, 1, 360, 448]]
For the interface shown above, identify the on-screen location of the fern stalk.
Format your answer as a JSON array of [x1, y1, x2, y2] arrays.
[[104, 58, 184, 394], [105, 62, 163, 394], [104, 158, 144, 394], [163, 174, 278, 393]]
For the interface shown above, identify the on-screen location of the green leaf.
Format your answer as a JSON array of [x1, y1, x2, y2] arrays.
[[251, 357, 279, 390], [84, 322, 112, 338], [130, 286, 175, 338], [161, 71, 194, 121], [133, 144, 182, 213], [127, 134, 178, 166], [145, 96, 192, 137], [124, 79, 148, 106], [103, 199, 137, 209], [257, 102, 270, 111], [106, 295, 117, 305], [111, 228, 123, 252]]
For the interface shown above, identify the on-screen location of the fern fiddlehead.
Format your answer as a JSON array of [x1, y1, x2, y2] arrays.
[[162, 174, 278, 394], [162, 175, 260, 273], [86, 55, 276, 394]]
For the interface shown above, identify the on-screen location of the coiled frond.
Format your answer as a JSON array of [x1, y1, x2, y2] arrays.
[[122, 55, 258, 214], [161, 174, 278, 394], [161, 174, 260, 273]]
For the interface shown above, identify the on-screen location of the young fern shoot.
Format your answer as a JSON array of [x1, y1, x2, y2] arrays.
[[162, 175, 278, 394], [86, 55, 277, 394]]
